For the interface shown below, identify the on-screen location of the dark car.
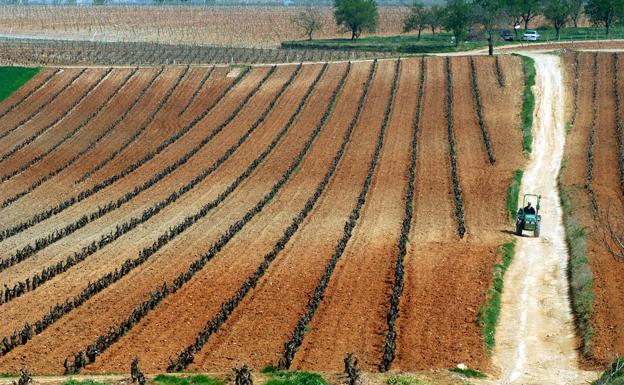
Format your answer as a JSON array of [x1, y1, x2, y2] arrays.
[[501, 30, 514, 41]]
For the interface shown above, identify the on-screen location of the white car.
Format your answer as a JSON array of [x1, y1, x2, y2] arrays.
[[522, 30, 540, 41]]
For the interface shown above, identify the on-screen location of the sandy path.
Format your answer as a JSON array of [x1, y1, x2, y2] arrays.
[[491, 53, 597, 384]]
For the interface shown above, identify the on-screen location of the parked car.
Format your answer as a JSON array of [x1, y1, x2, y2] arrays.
[[501, 30, 514, 41], [522, 30, 540, 41]]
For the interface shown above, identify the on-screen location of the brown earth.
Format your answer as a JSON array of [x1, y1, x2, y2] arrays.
[[561, 52, 624, 365], [0, 57, 527, 375]]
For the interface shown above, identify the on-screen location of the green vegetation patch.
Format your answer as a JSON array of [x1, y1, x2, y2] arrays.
[[478, 241, 516, 353], [507, 170, 524, 220], [558, 160, 594, 356], [154, 374, 224, 385], [517, 55, 535, 154], [282, 33, 484, 54], [385, 374, 429, 385], [0, 66, 42, 102], [449, 367, 486, 379], [262, 369, 326, 385], [593, 357, 624, 385], [62, 380, 111, 385]]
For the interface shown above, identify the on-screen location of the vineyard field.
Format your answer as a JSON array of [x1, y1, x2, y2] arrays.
[[0, 57, 525, 375]]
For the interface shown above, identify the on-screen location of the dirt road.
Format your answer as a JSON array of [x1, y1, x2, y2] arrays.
[[491, 53, 597, 384]]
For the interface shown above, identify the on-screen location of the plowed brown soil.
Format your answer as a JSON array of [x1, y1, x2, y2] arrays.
[[0, 57, 527, 375], [561, 52, 624, 365]]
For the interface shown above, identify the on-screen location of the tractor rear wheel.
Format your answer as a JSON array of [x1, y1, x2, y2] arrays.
[[534, 222, 540, 238], [516, 221, 523, 236]]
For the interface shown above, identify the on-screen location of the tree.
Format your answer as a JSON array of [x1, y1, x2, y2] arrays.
[[292, 8, 323, 41], [516, 0, 542, 30], [443, 0, 473, 47], [403, 1, 428, 40], [474, 0, 507, 55], [334, 0, 379, 40], [586, 0, 624, 37], [543, 0, 571, 39], [569, 0, 584, 27], [426, 5, 446, 35]]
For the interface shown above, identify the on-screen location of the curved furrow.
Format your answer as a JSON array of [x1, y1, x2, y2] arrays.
[[0, 68, 129, 184], [162, 62, 356, 373], [0, 63, 305, 360], [0, 68, 60, 123], [178, 66, 215, 117], [278, 59, 393, 370], [0, 66, 275, 275], [0, 68, 93, 166], [65, 63, 338, 373], [0, 64, 300, 305], [380, 58, 426, 372], [75, 66, 190, 184], [0, 66, 250, 243], [0, 68, 139, 209]]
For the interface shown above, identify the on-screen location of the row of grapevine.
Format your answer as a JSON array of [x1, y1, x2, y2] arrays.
[[0, 68, 139, 209], [68, 62, 348, 374], [0, 68, 60, 122], [585, 52, 599, 217], [0, 66, 276, 279], [279, 59, 397, 370], [613, 53, 624, 196], [446, 57, 466, 239], [380, 58, 426, 372], [0, 62, 316, 361], [2, 69, 125, 183], [494, 56, 505, 88], [0, 38, 393, 67], [0, 68, 108, 172], [0, 65, 247, 243], [0, 68, 86, 144], [569, 52, 580, 127], [469, 57, 496, 165], [0, 64, 299, 305], [177, 66, 215, 117], [76, 65, 190, 184]]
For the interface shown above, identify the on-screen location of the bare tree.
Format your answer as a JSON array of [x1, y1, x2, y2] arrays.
[[292, 7, 323, 41]]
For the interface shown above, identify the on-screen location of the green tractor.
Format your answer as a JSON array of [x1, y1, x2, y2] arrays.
[[515, 194, 542, 237]]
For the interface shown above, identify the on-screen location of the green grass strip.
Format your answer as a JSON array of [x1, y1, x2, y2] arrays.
[[478, 241, 516, 353], [385, 374, 429, 385], [62, 380, 110, 385], [154, 375, 224, 385], [449, 367, 487, 379], [558, 159, 594, 356], [507, 170, 524, 220], [517, 55, 535, 154], [0, 66, 42, 102], [261, 369, 327, 385], [593, 357, 624, 385]]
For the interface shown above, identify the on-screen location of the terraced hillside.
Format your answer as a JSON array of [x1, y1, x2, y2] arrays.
[[0, 57, 525, 374]]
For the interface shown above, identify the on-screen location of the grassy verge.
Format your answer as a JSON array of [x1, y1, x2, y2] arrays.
[[154, 375, 223, 385], [517, 54, 535, 154], [282, 33, 484, 54], [507, 170, 524, 219], [448, 367, 486, 379], [385, 374, 429, 385], [62, 381, 110, 385], [477, 241, 516, 353], [0, 66, 41, 102], [261, 367, 327, 385], [593, 357, 624, 385], [558, 159, 594, 356]]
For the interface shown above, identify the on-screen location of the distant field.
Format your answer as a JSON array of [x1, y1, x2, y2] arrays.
[[0, 56, 525, 374], [0, 5, 408, 48]]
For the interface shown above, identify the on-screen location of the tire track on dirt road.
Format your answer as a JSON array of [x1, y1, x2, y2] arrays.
[[491, 53, 597, 385]]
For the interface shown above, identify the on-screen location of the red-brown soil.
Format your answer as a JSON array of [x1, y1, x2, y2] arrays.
[[0, 57, 526, 375], [561, 52, 624, 365]]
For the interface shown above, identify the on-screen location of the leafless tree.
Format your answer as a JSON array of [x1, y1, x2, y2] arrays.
[[292, 7, 323, 41]]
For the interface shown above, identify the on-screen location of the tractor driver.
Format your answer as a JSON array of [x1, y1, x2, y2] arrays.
[[524, 202, 536, 215]]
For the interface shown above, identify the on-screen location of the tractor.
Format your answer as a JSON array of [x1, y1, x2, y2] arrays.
[[515, 193, 541, 237]]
